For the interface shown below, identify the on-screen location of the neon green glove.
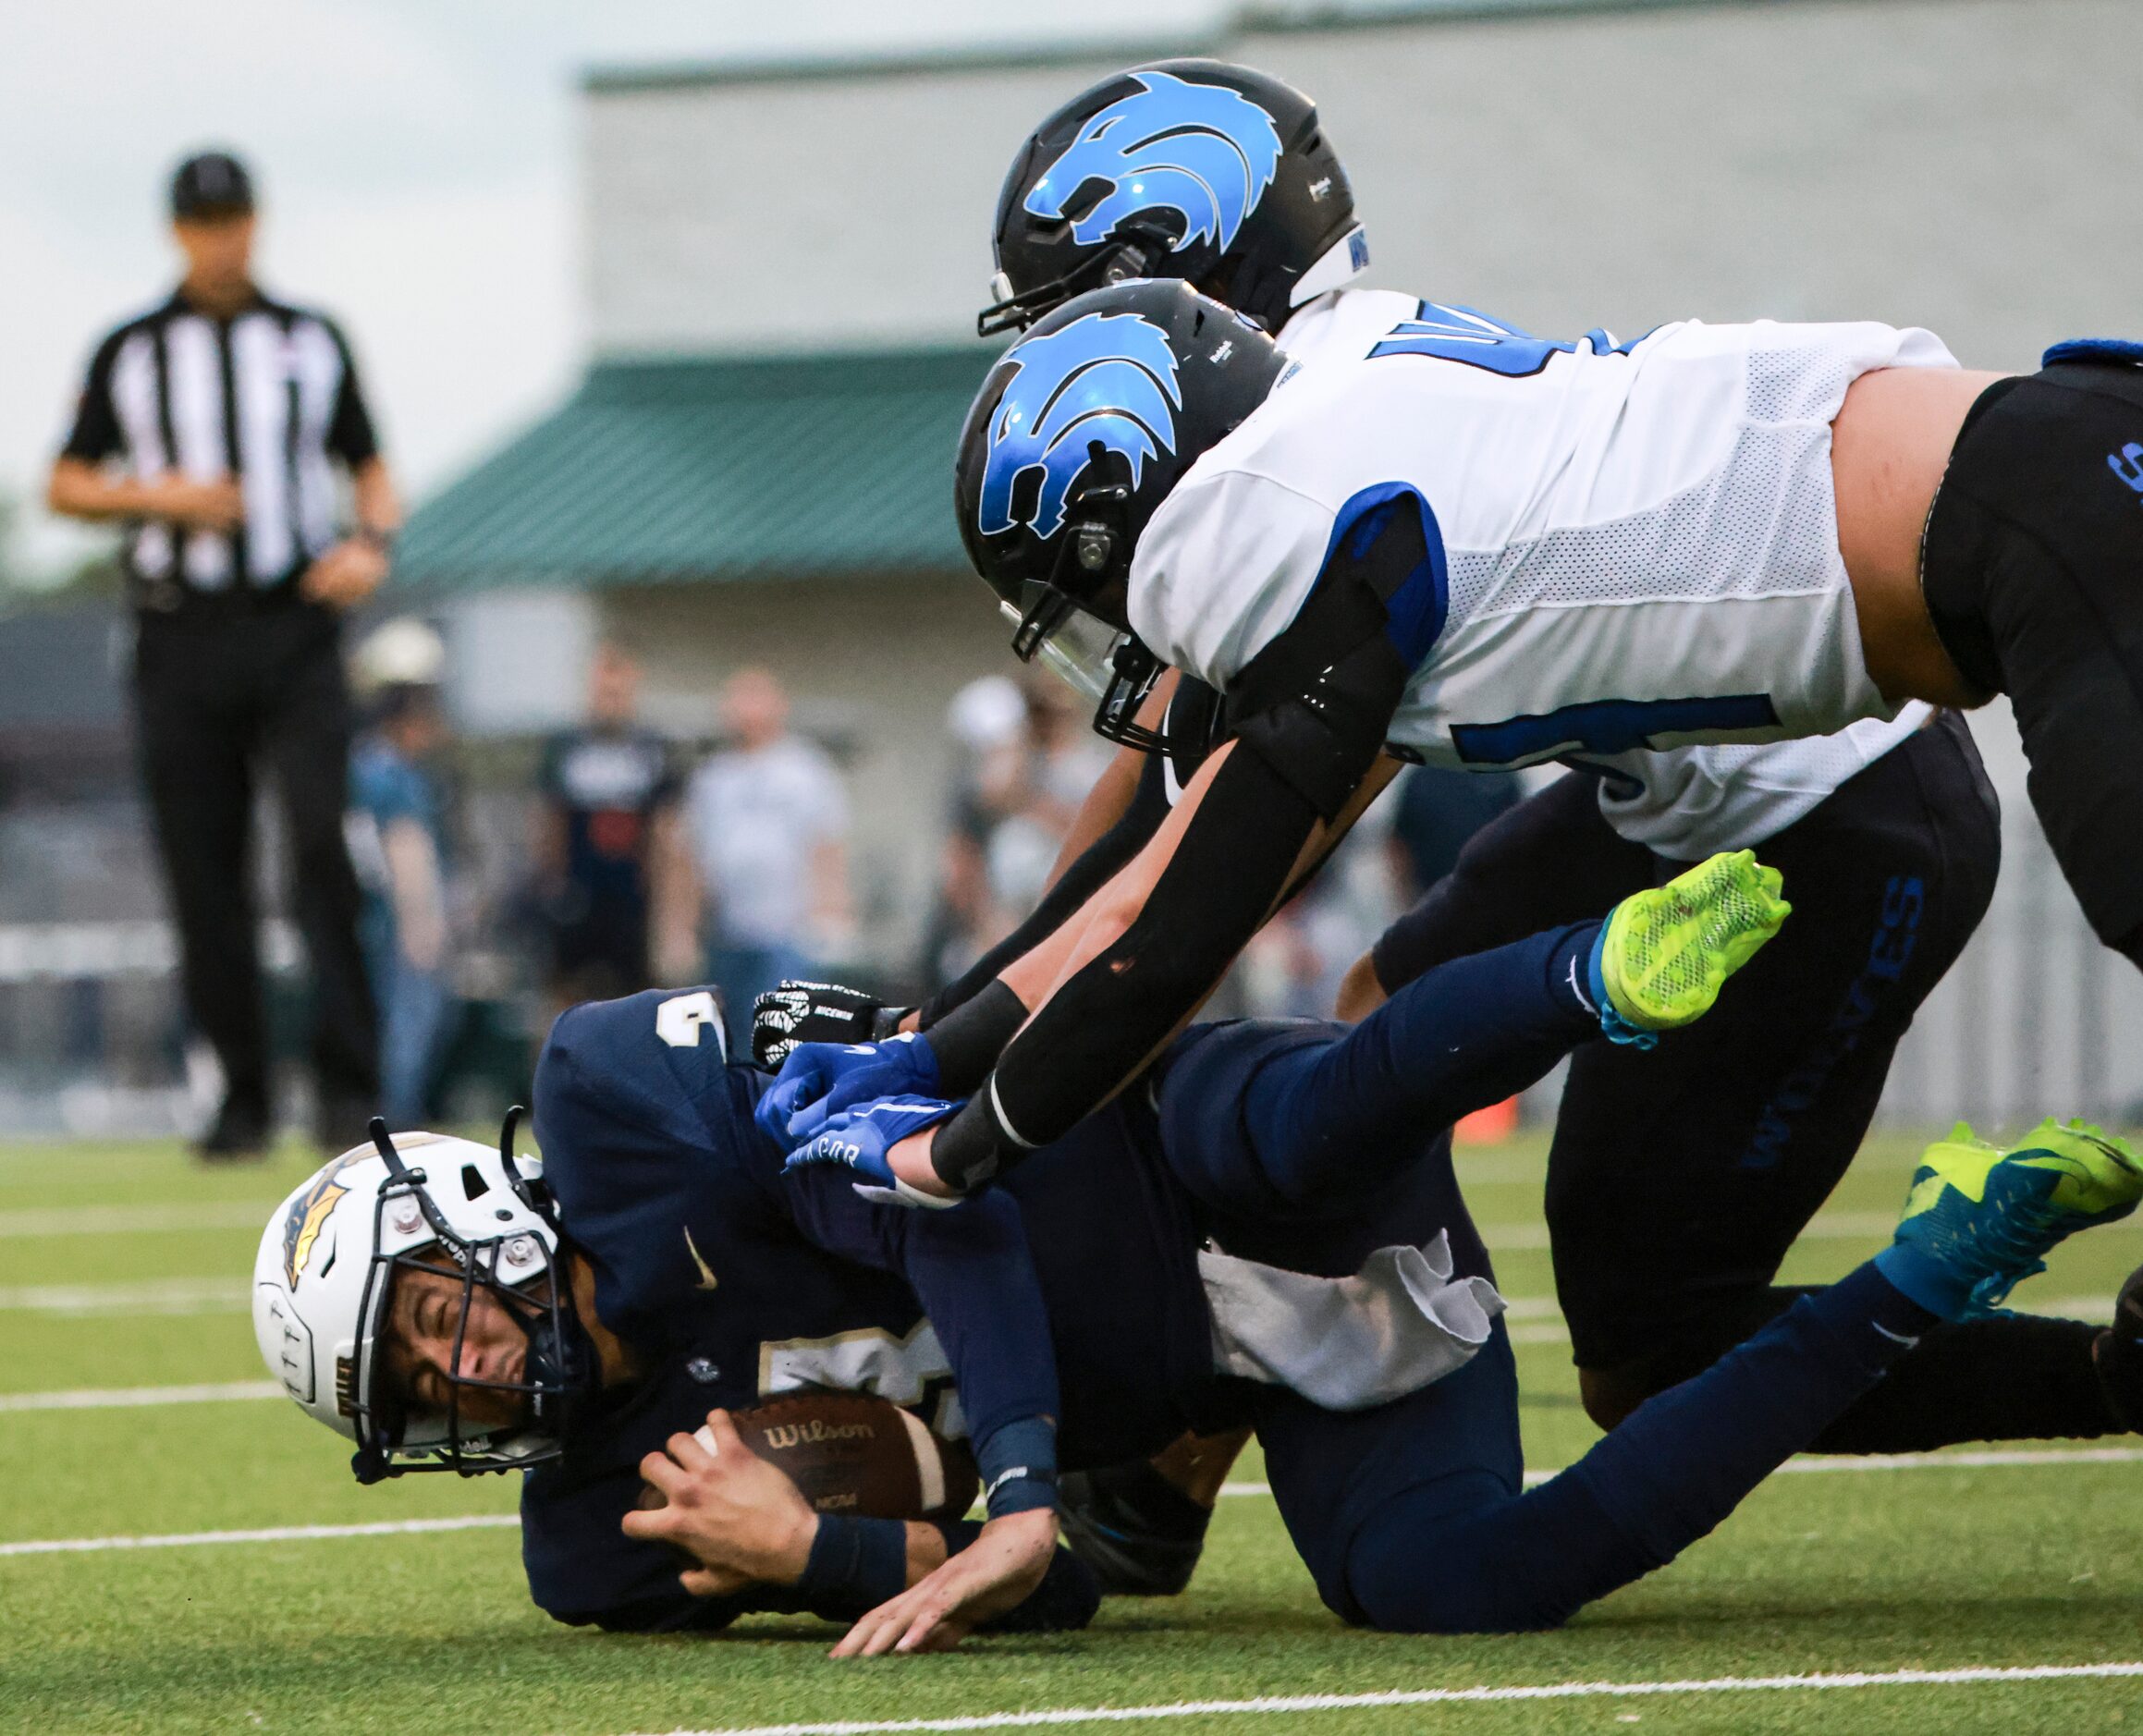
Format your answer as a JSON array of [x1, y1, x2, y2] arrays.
[[1593, 849, 1791, 1045]]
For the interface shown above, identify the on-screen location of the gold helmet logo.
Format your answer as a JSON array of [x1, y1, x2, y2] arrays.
[[281, 1169, 349, 1288]]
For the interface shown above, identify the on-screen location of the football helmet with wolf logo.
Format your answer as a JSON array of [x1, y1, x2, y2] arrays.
[[955, 277, 1287, 748], [980, 59, 1365, 336], [251, 1117, 596, 1482]]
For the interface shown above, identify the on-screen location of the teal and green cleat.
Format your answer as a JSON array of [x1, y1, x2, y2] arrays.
[[1591, 849, 1791, 1045], [1879, 1119, 2143, 1319]]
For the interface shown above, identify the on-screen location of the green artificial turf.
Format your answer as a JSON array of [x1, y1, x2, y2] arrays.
[[4, 1132, 2142, 1736]]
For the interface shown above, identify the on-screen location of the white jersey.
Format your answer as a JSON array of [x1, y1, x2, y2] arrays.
[[1134, 294, 1952, 855]]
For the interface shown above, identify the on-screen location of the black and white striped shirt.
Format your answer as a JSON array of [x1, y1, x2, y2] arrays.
[[62, 287, 379, 601]]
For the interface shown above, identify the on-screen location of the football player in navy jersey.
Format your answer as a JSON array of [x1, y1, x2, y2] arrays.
[[256, 860, 2143, 1653]]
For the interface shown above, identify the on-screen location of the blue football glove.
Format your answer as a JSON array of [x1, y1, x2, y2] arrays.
[[781, 1094, 963, 1204], [753, 1033, 941, 1150]]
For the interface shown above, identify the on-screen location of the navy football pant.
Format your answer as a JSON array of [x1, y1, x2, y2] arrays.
[[1150, 989, 1938, 1632], [1255, 1267, 1930, 1632], [1157, 923, 1597, 1225]]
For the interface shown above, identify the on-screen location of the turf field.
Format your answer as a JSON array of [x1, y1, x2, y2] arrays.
[[5, 1132, 2142, 1736]]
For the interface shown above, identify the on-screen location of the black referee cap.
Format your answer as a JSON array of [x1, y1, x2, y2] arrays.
[[170, 151, 255, 221]]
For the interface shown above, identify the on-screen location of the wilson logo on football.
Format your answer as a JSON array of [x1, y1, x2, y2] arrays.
[[762, 1419, 877, 1450]]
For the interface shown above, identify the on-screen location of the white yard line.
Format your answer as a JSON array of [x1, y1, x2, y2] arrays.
[[0, 1277, 248, 1315], [631, 1663, 2143, 1736], [0, 1513, 518, 1558], [0, 1380, 281, 1412], [0, 1202, 273, 1238]]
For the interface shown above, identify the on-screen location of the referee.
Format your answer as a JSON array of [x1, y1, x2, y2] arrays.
[[47, 151, 396, 1159]]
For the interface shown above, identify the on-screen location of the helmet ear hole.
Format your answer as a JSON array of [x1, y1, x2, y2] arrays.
[[461, 1164, 490, 1202]]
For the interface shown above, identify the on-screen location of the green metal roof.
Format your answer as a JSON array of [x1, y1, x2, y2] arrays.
[[393, 345, 998, 593]]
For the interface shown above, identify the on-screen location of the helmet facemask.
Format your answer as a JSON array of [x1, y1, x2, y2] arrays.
[[349, 1118, 597, 1484], [999, 457, 1165, 752], [977, 223, 1173, 338]]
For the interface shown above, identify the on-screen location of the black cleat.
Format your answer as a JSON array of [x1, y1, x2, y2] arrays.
[[194, 1096, 271, 1164], [2094, 1259, 2143, 1432], [1056, 1460, 1212, 1597]]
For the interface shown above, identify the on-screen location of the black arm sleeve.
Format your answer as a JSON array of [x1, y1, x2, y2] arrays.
[[59, 330, 125, 464], [927, 507, 1424, 1188], [324, 321, 381, 467], [984, 744, 1321, 1143], [919, 724, 1176, 1031]]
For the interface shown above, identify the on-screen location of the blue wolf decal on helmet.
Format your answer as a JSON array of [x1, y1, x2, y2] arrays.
[[1025, 70, 1284, 258], [984, 61, 1360, 337], [957, 281, 1290, 750], [977, 310, 1182, 544]]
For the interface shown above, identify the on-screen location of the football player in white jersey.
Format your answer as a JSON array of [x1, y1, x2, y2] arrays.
[[760, 65, 2143, 1589]]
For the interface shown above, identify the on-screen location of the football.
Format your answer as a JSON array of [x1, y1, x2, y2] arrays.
[[641, 1392, 978, 1522]]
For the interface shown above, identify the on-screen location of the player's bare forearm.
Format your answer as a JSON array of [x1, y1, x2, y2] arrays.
[[999, 740, 1238, 1011], [1334, 948, 1389, 1021], [831, 1508, 1059, 1657]]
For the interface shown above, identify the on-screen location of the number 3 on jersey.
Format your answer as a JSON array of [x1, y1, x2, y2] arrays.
[[1370, 302, 1639, 378], [656, 991, 727, 1053]]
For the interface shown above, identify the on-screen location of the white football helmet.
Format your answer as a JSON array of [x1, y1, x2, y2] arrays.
[[252, 1117, 593, 1482]]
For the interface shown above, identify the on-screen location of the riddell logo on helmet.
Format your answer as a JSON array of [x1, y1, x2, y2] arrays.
[[763, 1419, 876, 1450]]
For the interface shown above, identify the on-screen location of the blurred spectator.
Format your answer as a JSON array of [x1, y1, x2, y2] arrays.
[[533, 644, 693, 1013], [686, 667, 852, 1038], [974, 673, 1112, 919], [917, 672, 1115, 992], [47, 149, 396, 1158], [1386, 764, 1522, 901], [919, 676, 1026, 991], [347, 621, 452, 1130]]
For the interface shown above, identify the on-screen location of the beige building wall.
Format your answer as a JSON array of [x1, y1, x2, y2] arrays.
[[586, 0, 2143, 375], [584, 44, 1203, 356]]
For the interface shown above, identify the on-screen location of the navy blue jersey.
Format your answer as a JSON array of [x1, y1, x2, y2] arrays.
[[521, 986, 1211, 1627]]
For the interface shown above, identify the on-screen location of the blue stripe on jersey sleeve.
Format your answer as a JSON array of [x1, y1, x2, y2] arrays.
[[1319, 482, 1449, 667]]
